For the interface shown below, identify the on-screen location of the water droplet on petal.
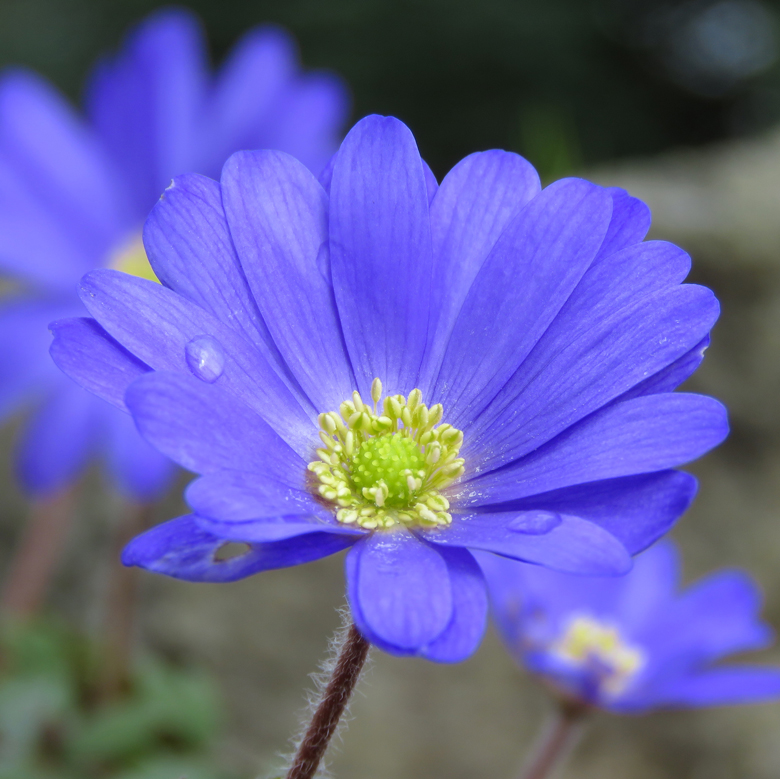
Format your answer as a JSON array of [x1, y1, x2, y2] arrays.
[[185, 335, 225, 383]]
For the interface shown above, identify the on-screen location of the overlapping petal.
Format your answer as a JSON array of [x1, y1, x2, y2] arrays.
[[222, 149, 354, 409], [330, 115, 433, 397]]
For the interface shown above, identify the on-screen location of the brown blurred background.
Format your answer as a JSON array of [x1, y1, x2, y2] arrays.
[[3, 1, 780, 777]]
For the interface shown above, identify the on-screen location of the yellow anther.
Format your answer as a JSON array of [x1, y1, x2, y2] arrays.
[[371, 378, 383, 405], [308, 379, 465, 530]]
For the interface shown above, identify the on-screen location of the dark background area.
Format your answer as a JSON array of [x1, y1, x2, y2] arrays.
[[2, 0, 780, 179]]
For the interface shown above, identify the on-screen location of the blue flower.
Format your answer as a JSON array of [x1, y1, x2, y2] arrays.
[[481, 541, 780, 710], [51, 114, 727, 661], [0, 8, 348, 499]]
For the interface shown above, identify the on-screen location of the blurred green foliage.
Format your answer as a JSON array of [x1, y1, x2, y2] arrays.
[[0, 621, 232, 779]]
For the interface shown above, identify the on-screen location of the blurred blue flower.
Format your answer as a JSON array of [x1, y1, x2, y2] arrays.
[[0, 8, 348, 500], [481, 541, 780, 711], [51, 114, 727, 661]]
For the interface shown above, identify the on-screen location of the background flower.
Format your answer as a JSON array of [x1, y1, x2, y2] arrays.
[[0, 7, 348, 500], [481, 540, 780, 712], [52, 114, 727, 661]]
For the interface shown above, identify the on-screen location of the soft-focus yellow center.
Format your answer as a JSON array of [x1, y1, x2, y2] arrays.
[[551, 615, 644, 696], [109, 234, 159, 283]]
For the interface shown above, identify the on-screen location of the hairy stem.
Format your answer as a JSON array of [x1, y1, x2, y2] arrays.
[[1, 488, 77, 618], [99, 501, 154, 699], [519, 699, 587, 779], [286, 621, 370, 779]]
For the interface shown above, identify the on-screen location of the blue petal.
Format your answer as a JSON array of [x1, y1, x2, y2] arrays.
[[193, 515, 364, 543], [122, 514, 352, 582], [461, 393, 728, 505], [329, 115, 433, 397], [16, 379, 100, 498], [125, 371, 306, 486], [622, 335, 711, 398], [488, 471, 698, 556], [79, 269, 314, 455], [417, 547, 488, 663], [419, 149, 540, 390], [427, 514, 631, 575], [434, 178, 612, 428], [594, 187, 651, 261], [221, 150, 354, 410], [143, 173, 279, 356], [102, 404, 175, 501], [464, 241, 714, 471], [49, 317, 149, 412], [185, 468, 326, 522], [85, 8, 206, 212], [345, 529, 453, 653]]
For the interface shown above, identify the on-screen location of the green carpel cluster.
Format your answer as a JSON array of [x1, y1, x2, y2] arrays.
[[308, 379, 465, 530]]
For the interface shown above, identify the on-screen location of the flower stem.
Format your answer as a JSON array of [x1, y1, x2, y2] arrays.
[[519, 699, 587, 779], [286, 621, 370, 779], [1, 488, 77, 618], [99, 501, 153, 699]]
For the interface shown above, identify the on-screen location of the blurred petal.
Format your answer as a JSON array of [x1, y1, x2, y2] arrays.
[[86, 8, 206, 211], [103, 404, 175, 501], [16, 380, 99, 497], [594, 187, 651, 261]]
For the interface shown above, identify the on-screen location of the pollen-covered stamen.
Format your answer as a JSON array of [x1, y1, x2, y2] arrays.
[[551, 615, 645, 696], [307, 378, 465, 530]]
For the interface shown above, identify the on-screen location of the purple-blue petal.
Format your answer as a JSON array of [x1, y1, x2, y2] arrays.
[[125, 371, 306, 487], [185, 468, 325, 522], [79, 269, 314, 454], [416, 546, 488, 663], [427, 514, 631, 575], [346, 529, 453, 653], [49, 317, 149, 412], [419, 149, 540, 390], [122, 514, 351, 582], [221, 150, 354, 410], [329, 115, 433, 397], [462, 393, 728, 505], [434, 178, 612, 428], [143, 172, 278, 355]]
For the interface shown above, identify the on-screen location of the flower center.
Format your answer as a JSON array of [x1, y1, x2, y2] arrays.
[[109, 233, 160, 283], [551, 615, 644, 696], [308, 378, 465, 530]]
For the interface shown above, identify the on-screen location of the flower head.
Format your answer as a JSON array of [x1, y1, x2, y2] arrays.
[[0, 9, 348, 499], [481, 541, 780, 711], [51, 114, 727, 661]]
